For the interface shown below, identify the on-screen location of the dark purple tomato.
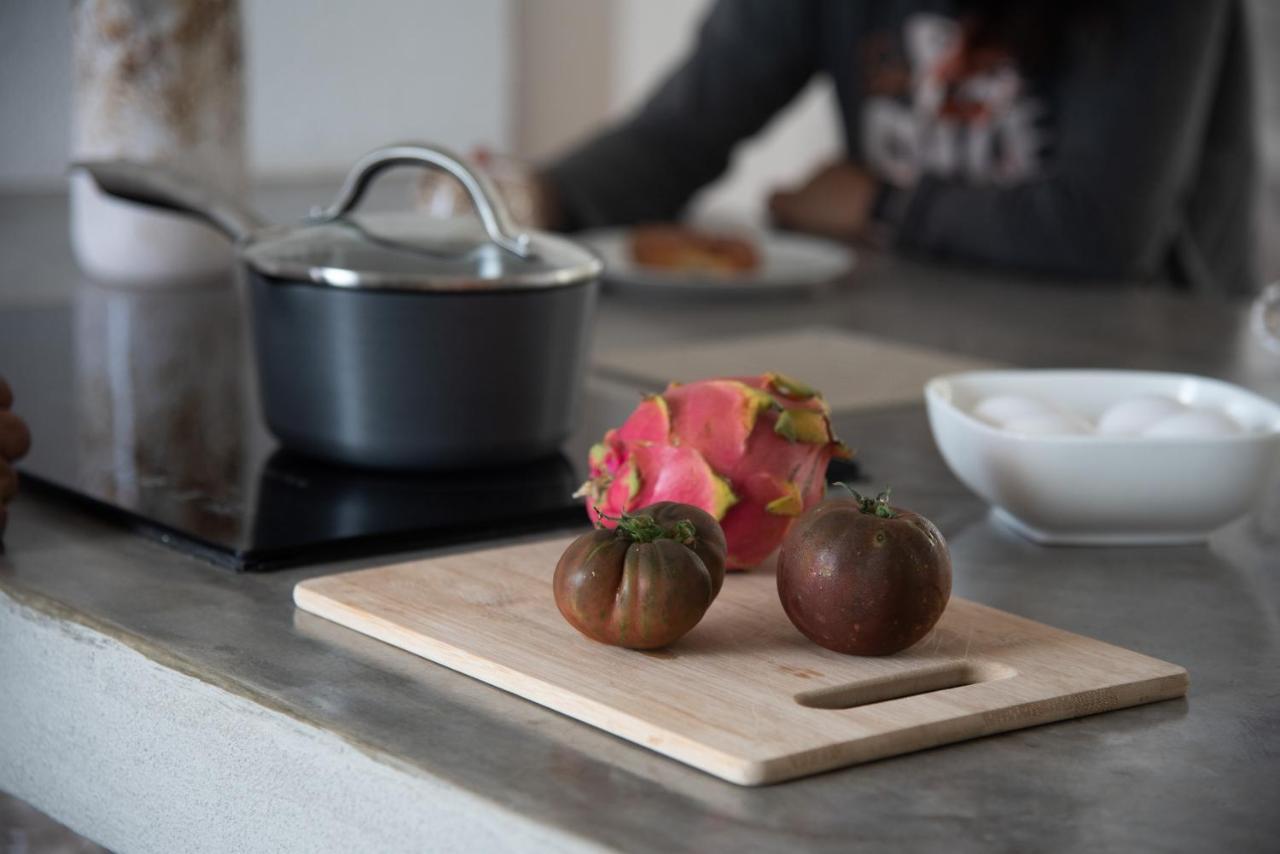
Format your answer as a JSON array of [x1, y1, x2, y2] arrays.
[[777, 490, 951, 655], [554, 502, 726, 649]]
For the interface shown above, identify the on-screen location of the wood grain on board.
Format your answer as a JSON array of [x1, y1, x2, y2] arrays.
[[295, 536, 1187, 785]]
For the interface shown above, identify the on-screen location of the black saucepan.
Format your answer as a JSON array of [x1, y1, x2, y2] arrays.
[[75, 144, 601, 470]]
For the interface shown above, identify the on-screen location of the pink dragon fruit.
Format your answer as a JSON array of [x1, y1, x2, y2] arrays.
[[577, 373, 851, 569]]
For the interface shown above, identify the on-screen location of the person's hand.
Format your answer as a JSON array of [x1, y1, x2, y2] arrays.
[[0, 376, 32, 536], [417, 148, 563, 231], [767, 161, 879, 244]]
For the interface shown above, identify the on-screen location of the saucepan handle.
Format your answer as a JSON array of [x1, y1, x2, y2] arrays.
[[71, 160, 267, 244], [309, 143, 534, 259]]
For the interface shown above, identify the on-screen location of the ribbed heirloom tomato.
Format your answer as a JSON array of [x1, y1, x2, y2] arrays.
[[553, 502, 727, 649], [777, 488, 952, 656]]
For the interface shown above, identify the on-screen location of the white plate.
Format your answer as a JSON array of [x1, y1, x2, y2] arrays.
[[578, 227, 855, 297], [924, 370, 1280, 546]]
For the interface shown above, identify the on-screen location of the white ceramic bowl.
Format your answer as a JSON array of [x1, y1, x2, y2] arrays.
[[924, 370, 1280, 545]]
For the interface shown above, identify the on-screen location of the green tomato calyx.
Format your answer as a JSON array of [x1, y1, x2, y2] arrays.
[[594, 507, 698, 546], [833, 483, 898, 519]]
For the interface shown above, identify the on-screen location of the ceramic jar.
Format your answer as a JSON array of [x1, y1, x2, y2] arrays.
[[70, 0, 246, 287]]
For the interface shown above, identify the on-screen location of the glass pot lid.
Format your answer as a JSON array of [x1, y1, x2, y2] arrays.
[[241, 144, 601, 292]]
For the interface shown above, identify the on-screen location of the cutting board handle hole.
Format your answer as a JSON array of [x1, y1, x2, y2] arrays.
[[794, 662, 1016, 710]]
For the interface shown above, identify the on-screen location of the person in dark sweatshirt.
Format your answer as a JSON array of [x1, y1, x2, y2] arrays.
[[541, 0, 1259, 296]]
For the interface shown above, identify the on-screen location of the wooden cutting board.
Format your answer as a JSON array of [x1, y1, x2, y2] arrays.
[[294, 537, 1188, 786]]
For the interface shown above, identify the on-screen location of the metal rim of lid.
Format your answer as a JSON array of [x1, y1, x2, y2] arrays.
[[241, 225, 604, 293]]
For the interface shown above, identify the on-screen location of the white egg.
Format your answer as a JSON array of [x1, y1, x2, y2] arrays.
[[1002, 413, 1093, 436], [973, 395, 1057, 427], [1096, 395, 1188, 436], [1142, 409, 1244, 439]]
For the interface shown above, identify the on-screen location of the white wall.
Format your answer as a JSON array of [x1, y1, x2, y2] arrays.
[[0, 3, 73, 190], [0, 0, 512, 190], [243, 0, 511, 180], [513, 0, 614, 163]]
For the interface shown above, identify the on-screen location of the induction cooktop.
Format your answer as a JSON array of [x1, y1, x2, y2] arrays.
[[0, 282, 598, 570], [0, 281, 859, 571]]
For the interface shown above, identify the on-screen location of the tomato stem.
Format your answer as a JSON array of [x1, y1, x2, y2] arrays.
[[833, 482, 898, 519], [594, 507, 698, 545]]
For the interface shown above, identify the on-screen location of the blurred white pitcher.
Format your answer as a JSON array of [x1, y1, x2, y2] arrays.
[[70, 0, 246, 287]]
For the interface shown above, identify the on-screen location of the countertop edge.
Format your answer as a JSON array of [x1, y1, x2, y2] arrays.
[[0, 582, 607, 854]]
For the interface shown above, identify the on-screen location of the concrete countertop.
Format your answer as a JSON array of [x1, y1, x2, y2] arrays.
[[2, 188, 1279, 852]]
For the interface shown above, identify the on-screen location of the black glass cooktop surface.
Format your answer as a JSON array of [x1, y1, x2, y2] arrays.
[[1, 280, 861, 571], [0, 281, 598, 570]]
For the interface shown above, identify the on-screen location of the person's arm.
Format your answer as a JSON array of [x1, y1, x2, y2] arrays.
[[0, 377, 31, 536], [888, 0, 1235, 280], [545, 0, 820, 229]]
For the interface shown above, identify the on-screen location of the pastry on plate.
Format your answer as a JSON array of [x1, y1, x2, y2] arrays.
[[629, 225, 761, 275]]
